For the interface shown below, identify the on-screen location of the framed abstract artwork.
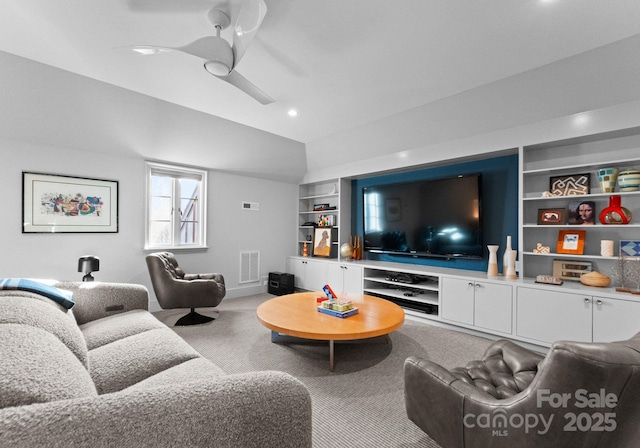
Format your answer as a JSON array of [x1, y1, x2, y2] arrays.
[[22, 172, 119, 233], [620, 240, 640, 257], [549, 173, 590, 196]]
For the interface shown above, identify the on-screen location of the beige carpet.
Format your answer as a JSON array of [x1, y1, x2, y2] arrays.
[[155, 294, 494, 448]]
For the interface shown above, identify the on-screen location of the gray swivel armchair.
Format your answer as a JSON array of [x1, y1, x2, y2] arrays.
[[404, 333, 640, 448], [145, 252, 226, 326]]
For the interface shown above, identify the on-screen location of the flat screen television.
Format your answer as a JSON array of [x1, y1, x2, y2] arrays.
[[362, 174, 483, 259]]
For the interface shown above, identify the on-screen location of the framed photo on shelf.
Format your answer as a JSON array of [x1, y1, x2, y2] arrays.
[[567, 201, 596, 225], [537, 208, 565, 225], [556, 230, 586, 255], [313, 227, 332, 257], [549, 173, 590, 196], [22, 172, 119, 233]]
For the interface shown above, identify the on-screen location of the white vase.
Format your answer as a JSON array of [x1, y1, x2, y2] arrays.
[[487, 245, 499, 277], [505, 249, 518, 280], [503, 236, 512, 275]]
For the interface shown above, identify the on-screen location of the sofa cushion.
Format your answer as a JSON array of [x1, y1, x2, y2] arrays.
[[123, 358, 226, 392], [80, 309, 167, 350], [89, 328, 201, 394], [0, 324, 97, 408], [0, 292, 88, 368]]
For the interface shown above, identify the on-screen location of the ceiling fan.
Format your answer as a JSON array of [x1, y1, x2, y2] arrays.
[[125, 0, 274, 105]]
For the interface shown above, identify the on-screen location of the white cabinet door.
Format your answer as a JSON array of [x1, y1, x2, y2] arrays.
[[593, 297, 640, 342], [341, 264, 363, 295], [326, 263, 363, 296], [516, 287, 592, 344], [303, 259, 327, 292], [441, 277, 474, 325], [474, 283, 513, 334], [288, 258, 309, 290]]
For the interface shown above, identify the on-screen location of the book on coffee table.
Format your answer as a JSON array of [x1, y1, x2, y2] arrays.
[[317, 306, 359, 318]]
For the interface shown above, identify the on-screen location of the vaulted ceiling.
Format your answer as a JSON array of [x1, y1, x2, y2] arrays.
[[1, 1, 640, 181]]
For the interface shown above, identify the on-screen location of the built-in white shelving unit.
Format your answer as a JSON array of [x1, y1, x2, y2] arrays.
[[297, 178, 351, 259], [520, 127, 640, 279]]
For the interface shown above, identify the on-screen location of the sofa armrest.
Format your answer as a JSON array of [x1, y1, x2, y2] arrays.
[[54, 282, 149, 325], [0, 371, 312, 448]]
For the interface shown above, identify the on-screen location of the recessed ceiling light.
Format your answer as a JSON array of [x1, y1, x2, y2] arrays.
[[287, 109, 298, 117]]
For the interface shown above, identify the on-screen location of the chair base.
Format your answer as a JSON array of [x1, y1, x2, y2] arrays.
[[174, 308, 216, 326]]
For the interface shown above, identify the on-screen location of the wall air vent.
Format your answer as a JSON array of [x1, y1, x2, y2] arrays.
[[239, 251, 260, 284]]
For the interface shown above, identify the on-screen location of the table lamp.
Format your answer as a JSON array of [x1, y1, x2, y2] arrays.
[[78, 255, 100, 282]]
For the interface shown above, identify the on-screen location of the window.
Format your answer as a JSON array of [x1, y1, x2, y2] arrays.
[[145, 162, 207, 249]]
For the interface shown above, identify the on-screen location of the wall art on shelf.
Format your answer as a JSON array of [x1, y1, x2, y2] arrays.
[[556, 230, 586, 255], [567, 201, 596, 225], [22, 172, 118, 233], [620, 241, 640, 257], [549, 173, 590, 196], [552, 259, 592, 282], [313, 227, 332, 257], [537, 208, 565, 225]]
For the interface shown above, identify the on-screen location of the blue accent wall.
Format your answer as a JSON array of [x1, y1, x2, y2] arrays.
[[351, 154, 519, 272]]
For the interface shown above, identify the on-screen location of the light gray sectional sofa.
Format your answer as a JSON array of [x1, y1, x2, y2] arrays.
[[0, 281, 312, 448]]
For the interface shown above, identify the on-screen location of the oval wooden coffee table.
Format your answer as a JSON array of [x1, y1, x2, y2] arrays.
[[257, 292, 405, 371]]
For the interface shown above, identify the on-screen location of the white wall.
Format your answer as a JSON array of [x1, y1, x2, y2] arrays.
[[305, 34, 640, 181], [0, 137, 297, 309], [0, 50, 307, 184]]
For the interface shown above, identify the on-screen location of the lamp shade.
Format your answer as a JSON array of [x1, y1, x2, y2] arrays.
[[78, 255, 100, 282]]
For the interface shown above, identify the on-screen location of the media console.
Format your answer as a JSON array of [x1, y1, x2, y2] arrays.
[[286, 256, 640, 349]]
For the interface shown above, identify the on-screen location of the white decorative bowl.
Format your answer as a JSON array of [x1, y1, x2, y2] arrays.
[[618, 170, 640, 192]]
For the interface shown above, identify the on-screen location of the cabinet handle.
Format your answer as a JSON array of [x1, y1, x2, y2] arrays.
[[584, 298, 590, 304], [475, 283, 481, 288], [596, 299, 603, 306], [468, 282, 474, 287]]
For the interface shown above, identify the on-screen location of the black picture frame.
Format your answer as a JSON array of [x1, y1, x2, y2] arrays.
[[549, 173, 590, 196], [22, 172, 119, 233]]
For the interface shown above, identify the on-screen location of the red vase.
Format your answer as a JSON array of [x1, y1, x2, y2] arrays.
[[599, 195, 632, 225]]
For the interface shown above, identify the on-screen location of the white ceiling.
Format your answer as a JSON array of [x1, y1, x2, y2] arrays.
[[1, 0, 640, 148]]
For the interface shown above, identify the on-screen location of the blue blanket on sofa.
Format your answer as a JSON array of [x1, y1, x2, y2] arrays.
[[0, 278, 74, 309]]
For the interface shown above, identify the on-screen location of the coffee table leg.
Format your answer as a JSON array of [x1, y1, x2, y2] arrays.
[[329, 340, 335, 372]]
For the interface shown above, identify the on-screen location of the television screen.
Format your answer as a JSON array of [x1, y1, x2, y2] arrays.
[[363, 174, 483, 259]]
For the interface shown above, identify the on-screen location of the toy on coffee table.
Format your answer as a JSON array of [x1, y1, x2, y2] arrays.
[[317, 284, 359, 318]]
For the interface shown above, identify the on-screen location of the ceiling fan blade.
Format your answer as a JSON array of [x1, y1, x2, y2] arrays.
[[232, 0, 267, 68], [215, 70, 274, 105], [117, 45, 175, 55], [177, 36, 226, 61]]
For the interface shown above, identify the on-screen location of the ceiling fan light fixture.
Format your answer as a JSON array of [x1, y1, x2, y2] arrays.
[[202, 35, 234, 76], [204, 60, 232, 76]]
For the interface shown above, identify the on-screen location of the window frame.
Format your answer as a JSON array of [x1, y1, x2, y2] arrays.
[[144, 161, 208, 250]]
